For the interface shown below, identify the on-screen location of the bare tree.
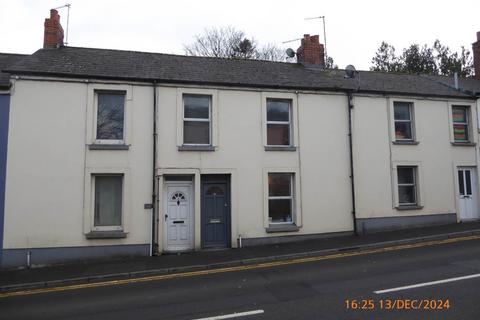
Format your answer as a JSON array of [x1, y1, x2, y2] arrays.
[[184, 27, 286, 62]]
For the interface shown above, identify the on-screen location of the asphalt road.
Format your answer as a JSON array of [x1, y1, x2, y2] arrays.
[[1, 238, 480, 320]]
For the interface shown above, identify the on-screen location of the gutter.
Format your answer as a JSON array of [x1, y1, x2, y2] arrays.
[[346, 91, 357, 235], [6, 71, 476, 100]]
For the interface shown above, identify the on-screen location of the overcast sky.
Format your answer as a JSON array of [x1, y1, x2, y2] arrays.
[[1, 0, 479, 70]]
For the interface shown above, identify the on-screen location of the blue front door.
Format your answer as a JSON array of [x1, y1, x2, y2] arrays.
[[201, 176, 230, 248]]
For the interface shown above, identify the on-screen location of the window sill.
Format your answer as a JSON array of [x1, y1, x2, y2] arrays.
[[264, 146, 297, 151], [392, 141, 419, 145], [88, 144, 130, 150], [395, 205, 424, 211], [85, 230, 128, 239], [178, 145, 216, 151], [266, 224, 300, 233], [451, 142, 476, 147]]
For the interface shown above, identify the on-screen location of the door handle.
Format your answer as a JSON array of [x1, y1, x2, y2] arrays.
[[165, 214, 168, 221]]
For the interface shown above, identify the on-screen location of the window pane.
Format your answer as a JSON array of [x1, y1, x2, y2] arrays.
[[453, 124, 468, 141], [398, 186, 416, 205], [394, 103, 411, 120], [97, 93, 125, 140], [395, 122, 412, 140], [465, 170, 472, 195], [268, 199, 292, 223], [267, 124, 290, 145], [267, 99, 290, 122], [397, 167, 414, 184], [184, 121, 210, 144], [184, 95, 210, 119], [268, 173, 292, 196], [458, 170, 465, 195], [94, 176, 122, 226], [452, 107, 467, 123]]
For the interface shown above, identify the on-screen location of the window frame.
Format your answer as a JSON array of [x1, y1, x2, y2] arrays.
[[396, 166, 418, 207], [452, 105, 470, 143], [266, 98, 293, 147], [182, 93, 212, 146], [84, 167, 131, 235], [91, 174, 124, 231], [93, 90, 127, 145], [393, 101, 415, 142], [267, 172, 295, 225]]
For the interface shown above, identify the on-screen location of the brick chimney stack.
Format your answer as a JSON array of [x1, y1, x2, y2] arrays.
[[43, 9, 64, 49], [473, 31, 480, 80], [296, 34, 325, 66]]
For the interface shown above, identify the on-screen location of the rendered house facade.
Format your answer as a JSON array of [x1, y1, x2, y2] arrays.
[[1, 11, 480, 267]]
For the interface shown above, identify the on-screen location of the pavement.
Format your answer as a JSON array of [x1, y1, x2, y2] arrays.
[[1, 222, 480, 292]]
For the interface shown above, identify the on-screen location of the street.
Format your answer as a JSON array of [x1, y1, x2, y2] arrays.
[[1, 238, 480, 319]]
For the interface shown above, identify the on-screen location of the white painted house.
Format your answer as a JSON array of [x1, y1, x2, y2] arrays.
[[1, 10, 480, 267]]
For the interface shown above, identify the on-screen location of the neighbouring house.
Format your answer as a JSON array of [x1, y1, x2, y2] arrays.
[[1, 10, 480, 268], [0, 52, 29, 267]]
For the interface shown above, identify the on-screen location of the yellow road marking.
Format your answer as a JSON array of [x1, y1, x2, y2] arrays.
[[1, 234, 479, 299]]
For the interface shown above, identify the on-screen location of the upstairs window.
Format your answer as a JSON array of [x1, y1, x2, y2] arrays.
[[96, 92, 125, 142], [397, 166, 418, 206], [452, 106, 470, 142], [266, 99, 292, 146], [394, 102, 414, 141], [183, 94, 211, 145], [268, 173, 294, 224]]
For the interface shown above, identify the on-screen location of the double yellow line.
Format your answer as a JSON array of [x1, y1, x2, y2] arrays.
[[1, 234, 479, 299]]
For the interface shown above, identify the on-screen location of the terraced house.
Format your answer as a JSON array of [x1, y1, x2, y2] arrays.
[[1, 10, 480, 267]]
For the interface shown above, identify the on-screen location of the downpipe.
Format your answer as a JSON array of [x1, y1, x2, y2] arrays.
[[347, 91, 358, 236]]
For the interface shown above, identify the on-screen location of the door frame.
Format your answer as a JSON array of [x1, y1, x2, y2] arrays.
[[455, 166, 479, 222], [201, 174, 231, 249], [163, 181, 194, 252]]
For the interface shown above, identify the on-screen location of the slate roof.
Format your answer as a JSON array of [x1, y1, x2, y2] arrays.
[[422, 74, 480, 96], [2, 46, 479, 99], [0, 53, 28, 89]]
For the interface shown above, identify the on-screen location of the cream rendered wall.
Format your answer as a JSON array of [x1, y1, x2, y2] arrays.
[[4, 80, 153, 249], [156, 86, 354, 250], [354, 95, 478, 220]]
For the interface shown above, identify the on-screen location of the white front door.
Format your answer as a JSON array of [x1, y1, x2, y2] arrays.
[[164, 184, 194, 251], [458, 167, 480, 221]]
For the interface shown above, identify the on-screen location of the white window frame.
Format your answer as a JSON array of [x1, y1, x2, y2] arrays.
[[263, 168, 301, 228], [267, 172, 294, 225], [451, 105, 470, 142], [266, 98, 292, 147], [182, 94, 212, 146], [87, 84, 132, 146], [392, 162, 424, 209], [396, 166, 417, 206], [448, 102, 476, 144], [176, 88, 218, 148], [91, 174, 124, 231], [261, 92, 298, 148], [84, 167, 131, 234], [393, 101, 415, 141]]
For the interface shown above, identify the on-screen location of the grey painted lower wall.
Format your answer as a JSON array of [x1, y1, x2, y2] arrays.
[[356, 213, 457, 235], [1, 244, 149, 268], [241, 230, 353, 247]]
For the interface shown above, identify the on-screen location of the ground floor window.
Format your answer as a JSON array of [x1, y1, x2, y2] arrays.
[[397, 166, 417, 206], [268, 173, 294, 224], [94, 175, 123, 227]]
